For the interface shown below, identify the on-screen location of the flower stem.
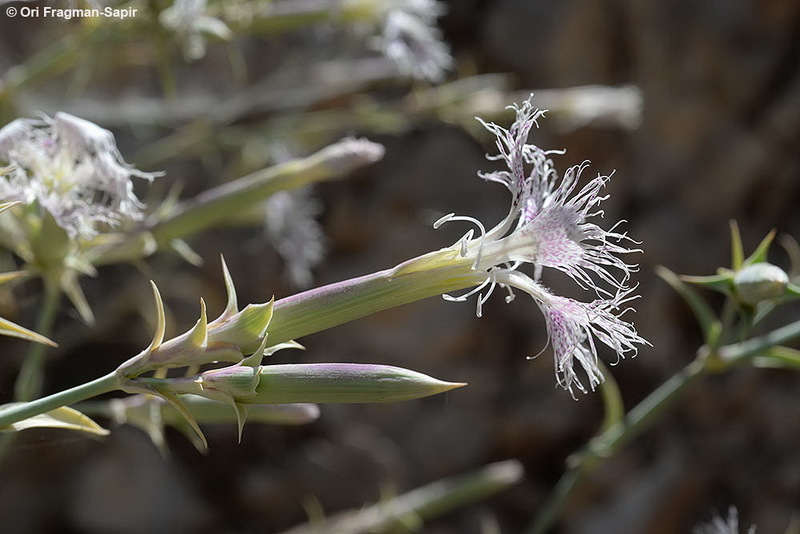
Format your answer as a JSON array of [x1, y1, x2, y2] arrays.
[[150, 138, 384, 246], [525, 358, 707, 534], [718, 318, 800, 364], [13, 277, 62, 402], [0, 372, 120, 429], [267, 249, 483, 345]]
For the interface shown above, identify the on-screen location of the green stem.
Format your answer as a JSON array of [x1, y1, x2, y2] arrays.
[[0, 372, 120, 429], [150, 138, 384, 246], [526, 467, 585, 534], [14, 277, 62, 402], [220, 0, 378, 34], [525, 358, 707, 534], [267, 250, 484, 345], [278, 460, 523, 534], [719, 318, 800, 364], [91, 138, 384, 265]]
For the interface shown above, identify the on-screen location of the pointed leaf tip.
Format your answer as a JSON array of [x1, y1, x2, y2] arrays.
[[2, 405, 109, 436], [0, 270, 27, 285], [729, 220, 744, 270], [62, 275, 95, 325], [0, 201, 22, 213], [438, 380, 468, 392], [159, 390, 208, 451], [220, 255, 238, 318], [148, 281, 166, 350], [0, 317, 58, 347], [187, 298, 208, 348], [744, 228, 777, 266], [234, 403, 248, 443]]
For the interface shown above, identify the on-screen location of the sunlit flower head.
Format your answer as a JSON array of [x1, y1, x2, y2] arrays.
[[0, 112, 158, 238], [436, 95, 648, 394]]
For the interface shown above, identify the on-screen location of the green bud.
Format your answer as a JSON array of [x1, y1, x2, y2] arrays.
[[249, 363, 466, 404], [733, 262, 789, 305], [200, 365, 260, 399]]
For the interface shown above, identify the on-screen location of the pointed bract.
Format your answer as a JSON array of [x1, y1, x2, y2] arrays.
[[187, 298, 209, 348], [218, 255, 238, 320], [208, 299, 274, 354], [158, 390, 208, 451], [148, 281, 166, 351]]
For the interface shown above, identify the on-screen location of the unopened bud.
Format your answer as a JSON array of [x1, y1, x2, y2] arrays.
[[250, 363, 466, 404], [734, 263, 789, 305]]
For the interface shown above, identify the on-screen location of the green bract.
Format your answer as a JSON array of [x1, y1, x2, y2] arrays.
[[116, 258, 274, 378]]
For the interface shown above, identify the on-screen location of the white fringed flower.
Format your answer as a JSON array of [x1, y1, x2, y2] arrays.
[[438, 95, 647, 394], [0, 112, 158, 238]]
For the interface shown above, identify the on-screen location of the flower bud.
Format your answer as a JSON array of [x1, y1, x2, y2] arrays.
[[733, 262, 789, 305], [249, 363, 466, 404]]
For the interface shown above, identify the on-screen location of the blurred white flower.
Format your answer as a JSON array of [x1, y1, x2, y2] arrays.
[[0, 112, 157, 238], [694, 507, 756, 534], [264, 187, 327, 289], [159, 0, 233, 61], [374, 0, 453, 82]]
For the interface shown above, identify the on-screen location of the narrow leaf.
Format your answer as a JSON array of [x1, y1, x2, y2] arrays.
[[680, 272, 733, 294], [597, 361, 624, 433], [0, 201, 22, 213], [170, 238, 203, 266], [786, 283, 800, 299], [220, 255, 238, 318], [0, 317, 58, 346], [744, 229, 777, 266], [62, 274, 95, 325], [1, 405, 109, 436], [752, 346, 800, 370], [0, 270, 27, 285], [234, 402, 248, 443], [148, 281, 166, 350], [158, 390, 208, 451], [187, 298, 209, 348], [779, 234, 800, 278], [730, 220, 744, 270]]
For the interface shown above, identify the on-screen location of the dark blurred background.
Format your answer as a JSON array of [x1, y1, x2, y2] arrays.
[[1, 1, 800, 532]]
